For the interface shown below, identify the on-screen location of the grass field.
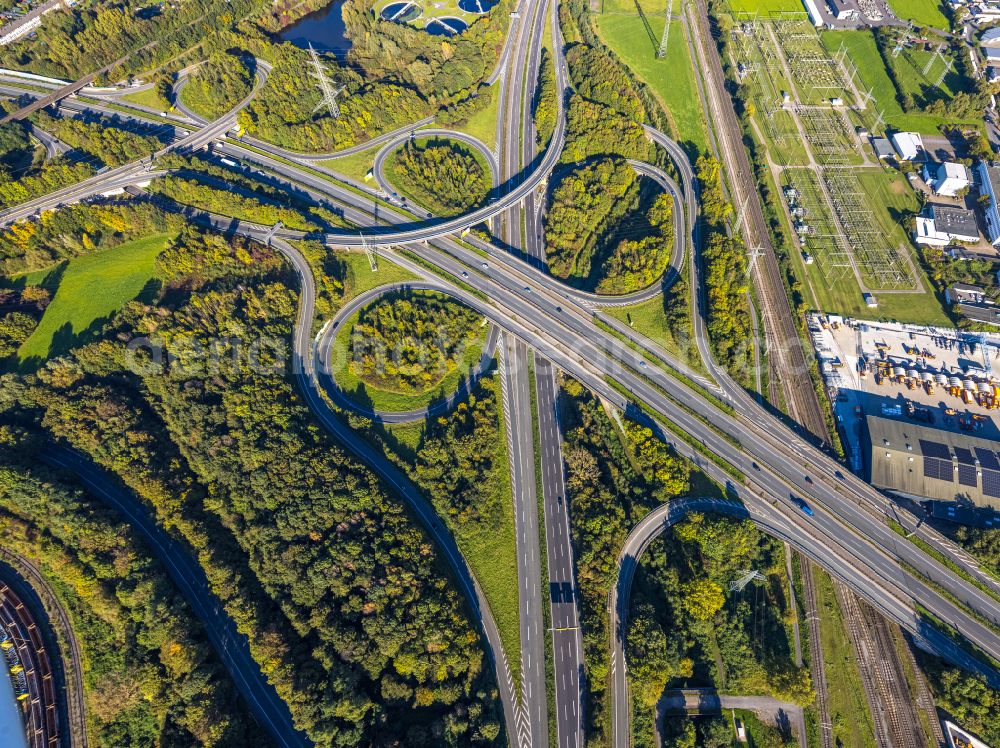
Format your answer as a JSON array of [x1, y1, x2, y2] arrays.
[[724, 0, 806, 13], [594, 13, 709, 154], [814, 568, 878, 748], [16, 233, 174, 365], [885, 0, 950, 29], [821, 30, 979, 134], [119, 86, 171, 112], [338, 250, 419, 302], [320, 144, 382, 184], [331, 303, 489, 413]]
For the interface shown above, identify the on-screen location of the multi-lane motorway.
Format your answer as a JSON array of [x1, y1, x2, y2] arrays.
[[4, 5, 1000, 747]]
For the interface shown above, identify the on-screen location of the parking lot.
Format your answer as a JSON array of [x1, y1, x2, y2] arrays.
[[810, 314, 1000, 470]]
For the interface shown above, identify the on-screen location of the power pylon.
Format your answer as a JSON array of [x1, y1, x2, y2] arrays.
[[308, 43, 345, 119], [656, 0, 675, 59], [729, 569, 765, 593], [360, 233, 378, 271]]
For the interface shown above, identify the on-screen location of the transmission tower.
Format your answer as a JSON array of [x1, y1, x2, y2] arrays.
[[360, 233, 378, 271], [308, 43, 345, 119], [729, 569, 765, 593], [656, 0, 675, 59]]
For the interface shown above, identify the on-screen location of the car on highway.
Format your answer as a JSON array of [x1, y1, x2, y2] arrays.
[[523, 286, 531, 293], [791, 496, 814, 516], [482, 262, 488, 269], [461, 271, 469, 279]]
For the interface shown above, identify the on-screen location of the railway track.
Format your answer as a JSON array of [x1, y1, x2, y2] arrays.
[[836, 583, 924, 748], [687, 0, 828, 442], [799, 555, 833, 748], [0, 548, 87, 748]]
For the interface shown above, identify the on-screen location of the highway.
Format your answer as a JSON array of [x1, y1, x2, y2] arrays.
[[6, 13, 1000, 747], [494, 0, 552, 742]]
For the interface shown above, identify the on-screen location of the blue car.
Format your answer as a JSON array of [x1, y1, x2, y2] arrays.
[[792, 496, 814, 517]]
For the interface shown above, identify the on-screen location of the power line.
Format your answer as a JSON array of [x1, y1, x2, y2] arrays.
[[307, 43, 345, 120]]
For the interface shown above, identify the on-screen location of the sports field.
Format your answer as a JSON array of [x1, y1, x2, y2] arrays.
[[17, 232, 174, 365]]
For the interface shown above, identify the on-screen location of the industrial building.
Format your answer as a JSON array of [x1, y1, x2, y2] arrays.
[[914, 204, 979, 246], [891, 131, 925, 162], [976, 161, 1000, 246], [826, 0, 861, 19], [866, 415, 1000, 510], [923, 161, 972, 197]]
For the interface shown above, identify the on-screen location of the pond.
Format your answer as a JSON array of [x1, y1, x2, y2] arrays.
[[424, 16, 468, 35], [278, 0, 352, 58]]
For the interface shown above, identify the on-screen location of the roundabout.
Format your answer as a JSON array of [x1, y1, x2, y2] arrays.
[[317, 280, 500, 424]]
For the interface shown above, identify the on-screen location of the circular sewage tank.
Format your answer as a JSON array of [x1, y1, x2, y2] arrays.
[[381, 1, 422, 22], [457, 0, 498, 12], [424, 16, 468, 35]]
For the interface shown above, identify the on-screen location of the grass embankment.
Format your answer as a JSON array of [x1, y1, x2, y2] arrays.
[[119, 86, 171, 112], [450, 91, 500, 150], [821, 30, 978, 134], [724, 0, 807, 13], [320, 144, 383, 184], [15, 233, 175, 364], [813, 568, 878, 748], [593, 12, 709, 154], [604, 294, 695, 365], [337, 250, 419, 302]]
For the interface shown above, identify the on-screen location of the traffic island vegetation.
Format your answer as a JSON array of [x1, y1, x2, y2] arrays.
[[179, 52, 254, 120], [543, 158, 675, 293], [0, 451, 258, 746], [0, 205, 504, 745], [627, 512, 813, 747], [918, 649, 1000, 746], [28, 110, 163, 167], [383, 138, 490, 217], [332, 289, 489, 413]]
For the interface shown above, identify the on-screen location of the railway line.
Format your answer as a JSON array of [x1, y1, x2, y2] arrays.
[[687, 0, 828, 441], [836, 583, 925, 748], [0, 550, 86, 748], [798, 556, 833, 748]]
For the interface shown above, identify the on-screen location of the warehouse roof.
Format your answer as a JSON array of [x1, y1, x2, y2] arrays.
[[867, 414, 1000, 510]]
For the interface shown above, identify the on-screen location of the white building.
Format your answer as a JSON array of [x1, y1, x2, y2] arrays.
[[914, 204, 980, 246], [923, 161, 972, 196], [800, 0, 824, 25], [891, 131, 925, 162], [976, 161, 1000, 246]]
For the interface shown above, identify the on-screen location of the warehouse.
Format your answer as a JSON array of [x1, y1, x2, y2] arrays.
[[866, 414, 1000, 510]]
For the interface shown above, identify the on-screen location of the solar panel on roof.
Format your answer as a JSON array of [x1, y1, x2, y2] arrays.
[[958, 463, 977, 487], [976, 448, 1000, 470], [920, 440, 951, 459], [923, 457, 953, 481], [954, 447, 975, 464], [984, 469, 1000, 498]]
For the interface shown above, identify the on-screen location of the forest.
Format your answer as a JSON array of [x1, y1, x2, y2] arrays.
[[180, 52, 254, 120], [387, 139, 490, 217], [0, 448, 256, 745], [29, 110, 162, 167], [596, 192, 675, 295], [0, 205, 502, 745], [533, 49, 558, 148], [349, 290, 483, 394], [544, 158, 640, 284]]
